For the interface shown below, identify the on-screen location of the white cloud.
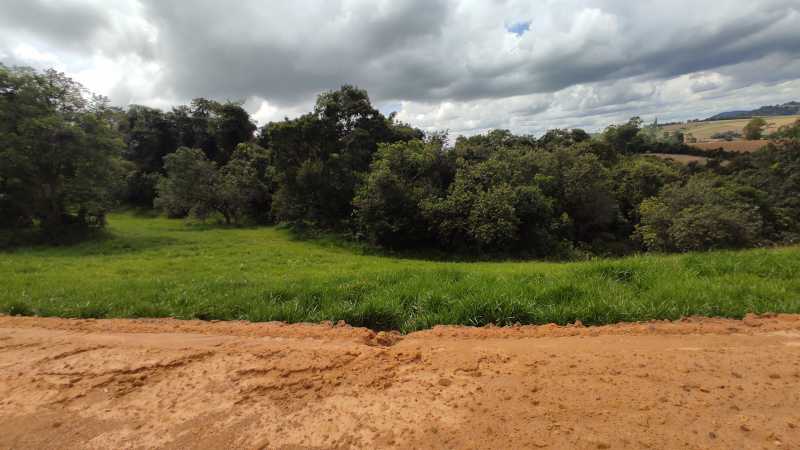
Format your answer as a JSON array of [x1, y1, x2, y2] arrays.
[[1, 0, 798, 136], [247, 97, 311, 126]]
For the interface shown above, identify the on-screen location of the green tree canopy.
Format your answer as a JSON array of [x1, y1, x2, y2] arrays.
[[0, 65, 125, 239], [637, 175, 766, 252], [263, 85, 422, 228]]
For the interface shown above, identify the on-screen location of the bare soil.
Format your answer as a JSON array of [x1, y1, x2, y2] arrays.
[[1, 314, 799, 449]]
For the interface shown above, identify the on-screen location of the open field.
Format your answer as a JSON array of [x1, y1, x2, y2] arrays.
[[661, 115, 800, 141], [688, 139, 770, 153], [1, 314, 799, 449], [2, 213, 800, 331], [644, 153, 709, 164]]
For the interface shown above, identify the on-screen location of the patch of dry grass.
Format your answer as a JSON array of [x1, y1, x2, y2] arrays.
[[688, 140, 770, 153], [662, 115, 800, 141]]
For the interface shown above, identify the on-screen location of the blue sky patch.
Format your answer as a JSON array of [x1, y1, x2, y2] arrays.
[[507, 21, 530, 36]]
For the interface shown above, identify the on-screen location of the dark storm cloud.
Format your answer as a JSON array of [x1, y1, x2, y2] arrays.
[[614, 11, 800, 81], [2, 0, 799, 134], [0, 0, 155, 63], [0, 0, 108, 46], [138, 0, 451, 105]]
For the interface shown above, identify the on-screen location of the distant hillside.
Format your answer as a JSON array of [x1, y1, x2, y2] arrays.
[[707, 101, 800, 121], [660, 115, 800, 142]]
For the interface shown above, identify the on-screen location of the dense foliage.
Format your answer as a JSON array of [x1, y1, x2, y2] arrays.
[[0, 65, 125, 241], [3, 65, 800, 255], [120, 98, 257, 207]]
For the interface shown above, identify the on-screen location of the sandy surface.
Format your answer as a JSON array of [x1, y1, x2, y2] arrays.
[[1, 315, 799, 449]]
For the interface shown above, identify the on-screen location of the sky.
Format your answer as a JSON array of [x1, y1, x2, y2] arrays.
[[1, 0, 799, 136]]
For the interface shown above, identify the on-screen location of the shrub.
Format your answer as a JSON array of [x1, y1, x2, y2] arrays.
[[743, 117, 767, 140], [353, 140, 452, 248], [711, 131, 742, 141], [638, 175, 765, 251]]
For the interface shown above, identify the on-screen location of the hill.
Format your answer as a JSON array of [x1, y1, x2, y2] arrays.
[[660, 115, 800, 141], [706, 101, 800, 121]]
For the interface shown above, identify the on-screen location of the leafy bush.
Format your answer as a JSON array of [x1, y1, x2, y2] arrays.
[[711, 131, 742, 141], [771, 119, 800, 140], [353, 139, 452, 248], [638, 175, 765, 251], [0, 65, 125, 241], [743, 117, 767, 140], [155, 145, 271, 224]]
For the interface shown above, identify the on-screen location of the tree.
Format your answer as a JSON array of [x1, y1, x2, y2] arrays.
[[154, 145, 273, 225], [453, 129, 537, 161], [353, 139, 453, 248], [227, 143, 275, 224], [171, 99, 256, 165], [613, 156, 681, 222], [422, 147, 557, 253], [122, 105, 178, 174], [637, 175, 765, 251], [727, 140, 800, 242], [0, 65, 125, 239], [115, 98, 257, 208], [264, 85, 420, 228], [743, 117, 767, 140], [537, 148, 621, 245], [154, 147, 218, 219], [212, 101, 257, 164], [119, 105, 178, 206], [602, 117, 645, 154], [537, 128, 591, 149], [214, 154, 262, 225]]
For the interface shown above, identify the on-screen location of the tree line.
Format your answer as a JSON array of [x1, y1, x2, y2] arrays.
[[2, 65, 799, 255]]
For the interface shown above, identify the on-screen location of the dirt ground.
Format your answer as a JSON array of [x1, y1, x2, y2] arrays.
[[1, 315, 799, 449]]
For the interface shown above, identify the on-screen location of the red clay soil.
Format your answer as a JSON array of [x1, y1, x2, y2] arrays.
[[1, 314, 799, 449]]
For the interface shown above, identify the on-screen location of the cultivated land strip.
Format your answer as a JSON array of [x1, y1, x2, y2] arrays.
[[1, 315, 799, 449]]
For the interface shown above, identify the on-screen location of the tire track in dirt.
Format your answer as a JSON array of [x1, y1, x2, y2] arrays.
[[0, 314, 799, 449]]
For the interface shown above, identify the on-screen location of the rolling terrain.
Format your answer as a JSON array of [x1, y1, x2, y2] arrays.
[[3, 213, 800, 330], [706, 101, 800, 120], [661, 115, 800, 142]]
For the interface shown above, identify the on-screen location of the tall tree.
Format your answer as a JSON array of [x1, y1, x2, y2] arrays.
[[264, 85, 418, 228], [353, 139, 453, 248], [603, 117, 645, 154], [0, 65, 124, 238]]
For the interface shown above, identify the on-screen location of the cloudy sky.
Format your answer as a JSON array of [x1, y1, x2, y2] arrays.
[[2, 0, 799, 136]]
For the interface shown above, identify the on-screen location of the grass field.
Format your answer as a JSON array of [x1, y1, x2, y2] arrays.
[[688, 140, 770, 153], [662, 115, 800, 141], [2, 213, 799, 332]]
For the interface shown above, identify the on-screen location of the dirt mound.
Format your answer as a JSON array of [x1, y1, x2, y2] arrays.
[[1, 315, 799, 449]]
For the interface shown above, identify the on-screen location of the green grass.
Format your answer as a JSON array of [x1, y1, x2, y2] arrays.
[[1, 213, 799, 332]]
